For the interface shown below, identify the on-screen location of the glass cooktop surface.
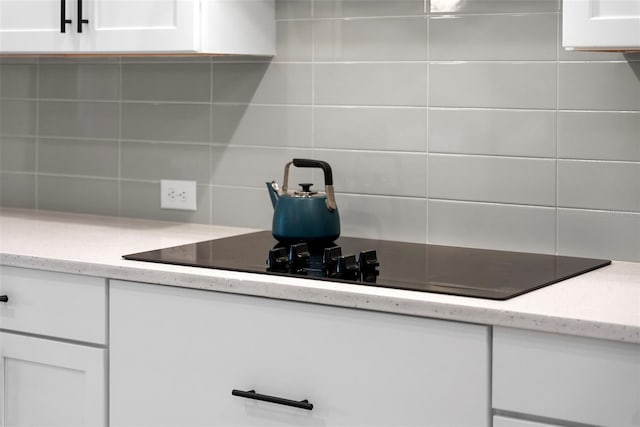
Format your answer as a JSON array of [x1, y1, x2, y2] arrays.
[[123, 231, 611, 300]]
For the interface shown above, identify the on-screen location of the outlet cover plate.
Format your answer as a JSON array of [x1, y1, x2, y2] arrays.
[[161, 179, 197, 211]]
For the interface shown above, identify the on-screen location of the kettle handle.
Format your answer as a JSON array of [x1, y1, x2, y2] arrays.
[[292, 159, 333, 185], [282, 159, 337, 212]]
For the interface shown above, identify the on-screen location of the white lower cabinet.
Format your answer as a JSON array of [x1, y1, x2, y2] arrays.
[[110, 280, 491, 426], [0, 332, 106, 427], [493, 327, 640, 427], [0, 266, 107, 427]]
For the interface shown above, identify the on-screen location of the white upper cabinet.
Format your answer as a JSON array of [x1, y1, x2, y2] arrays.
[[0, 0, 275, 55], [563, 0, 640, 50]]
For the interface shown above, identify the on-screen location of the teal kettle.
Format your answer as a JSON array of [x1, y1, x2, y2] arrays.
[[266, 159, 340, 243]]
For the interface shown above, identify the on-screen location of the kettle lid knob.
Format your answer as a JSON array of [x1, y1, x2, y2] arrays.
[[299, 183, 313, 193]]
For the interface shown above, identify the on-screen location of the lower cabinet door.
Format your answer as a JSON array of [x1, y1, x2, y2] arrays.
[[110, 280, 490, 427], [0, 332, 106, 427]]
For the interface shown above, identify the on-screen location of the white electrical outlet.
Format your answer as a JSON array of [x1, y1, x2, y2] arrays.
[[160, 180, 197, 211]]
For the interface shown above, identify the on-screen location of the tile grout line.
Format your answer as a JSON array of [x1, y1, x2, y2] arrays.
[[425, 6, 430, 245], [209, 57, 214, 226], [555, 10, 561, 256], [117, 57, 123, 218], [34, 59, 40, 210]]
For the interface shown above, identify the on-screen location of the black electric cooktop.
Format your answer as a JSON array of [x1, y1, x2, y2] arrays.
[[123, 231, 611, 300]]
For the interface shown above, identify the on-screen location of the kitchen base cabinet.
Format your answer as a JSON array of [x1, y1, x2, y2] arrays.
[[0, 332, 106, 426], [493, 327, 640, 427], [110, 280, 490, 426], [0, 266, 108, 427]]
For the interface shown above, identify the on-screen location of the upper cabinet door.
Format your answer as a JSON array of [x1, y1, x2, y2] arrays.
[[0, 0, 76, 53], [563, 0, 640, 50], [77, 0, 200, 53], [0, 0, 274, 55]]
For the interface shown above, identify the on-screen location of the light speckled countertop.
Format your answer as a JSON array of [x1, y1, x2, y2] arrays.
[[1, 207, 639, 343]]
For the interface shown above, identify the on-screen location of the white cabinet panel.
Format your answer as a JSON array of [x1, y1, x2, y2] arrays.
[[0, 332, 106, 426], [110, 280, 490, 427], [0, 266, 106, 344], [493, 326, 640, 427], [563, 0, 640, 49], [0, 0, 75, 52], [0, 0, 274, 55], [78, 0, 200, 53]]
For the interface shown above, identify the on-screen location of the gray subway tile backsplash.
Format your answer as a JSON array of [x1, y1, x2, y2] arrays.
[[314, 106, 427, 152], [275, 0, 312, 20], [315, 63, 428, 106], [0, 64, 37, 99], [211, 185, 273, 229], [338, 193, 427, 243], [39, 63, 119, 100], [429, 109, 556, 157], [0, 136, 36, 172], [558, 62, 640, 111], [314, 16, 428, 62], [1, 0, 639, 262], [121, 103, 210, 143], [428, 200, 556, 254], [37, 175, 119, 216], [276, 20, 313, 62], [121, 141, 211, 184], [558, 112, 640, 161], [429, 155, 556, 206], [211, 146, 312, 187], [38, 138, 119, 178], [429, 14, 557, 61], [0, 100, 37, 135], [558, 209, 640, 262], [0, 172, 36, 209], [212, 104, 312, 147], [121, 63, 210, 102], [313, 149, 427, 197], [212, 62, 312, 105], [430, 0, 558, 14], [39, 101, 119, 139], [429, 62, 557, 109], [558, 160, 640, 212], [313, 0, 425, 18]]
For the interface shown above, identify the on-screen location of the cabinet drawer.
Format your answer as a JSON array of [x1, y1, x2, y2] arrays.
[[493, 327, 640, 427], [0, 266, 106, 344], [110, 280, 490, 427]]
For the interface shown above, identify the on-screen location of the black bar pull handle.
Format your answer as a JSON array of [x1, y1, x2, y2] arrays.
[[60, 0, 72, 33], [232, 389, 313, 411], [77, 0, 89, 33], [0, 295, 8, 303]]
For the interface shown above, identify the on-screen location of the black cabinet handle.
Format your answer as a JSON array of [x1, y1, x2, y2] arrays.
[[77, 0, 89, 33], [232, 389, 313, 411], [0, 295, 8, 303], [60, 0, 72, 33]]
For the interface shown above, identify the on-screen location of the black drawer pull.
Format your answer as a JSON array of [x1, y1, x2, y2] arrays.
[[0, 295, 8, 303], [232, 389, 313, 411]]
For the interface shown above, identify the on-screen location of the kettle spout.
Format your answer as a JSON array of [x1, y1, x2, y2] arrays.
[[266, 181, 279, 209]]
